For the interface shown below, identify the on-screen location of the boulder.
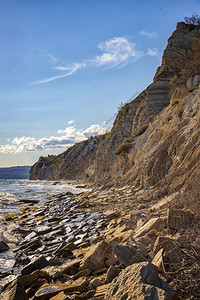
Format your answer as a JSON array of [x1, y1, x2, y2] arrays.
[[114, 243, 147, 266], [104, 262, 178, 300], [79, 240, 116, 272], [21, 256, 49, 276], [167, 208, 194, 230]]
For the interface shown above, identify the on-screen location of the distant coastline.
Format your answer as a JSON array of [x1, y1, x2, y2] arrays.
[[0, 166, 31, 179]]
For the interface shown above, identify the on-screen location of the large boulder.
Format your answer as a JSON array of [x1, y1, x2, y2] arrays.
[[105, 262, 178, 300], [79, 240, 116, 272], [114, 243, 147, 266]]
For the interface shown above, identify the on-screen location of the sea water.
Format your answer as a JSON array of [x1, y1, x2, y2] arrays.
[[0, 179, 87, 217]]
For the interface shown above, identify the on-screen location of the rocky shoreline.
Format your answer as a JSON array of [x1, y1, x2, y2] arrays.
[[1, 184, 199, 299]]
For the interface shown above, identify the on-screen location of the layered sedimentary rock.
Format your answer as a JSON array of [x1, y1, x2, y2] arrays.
[[29, 136, 105, 181], [30, 23, 200, 198]]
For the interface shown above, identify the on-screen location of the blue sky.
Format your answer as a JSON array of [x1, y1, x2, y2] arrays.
[[0, 0, 199, 167]]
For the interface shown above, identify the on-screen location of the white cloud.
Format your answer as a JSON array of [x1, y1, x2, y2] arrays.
[[147, 48, 158, 56], [33, 37, 143, 85], [68, 120, 74, 125], [94, 37, 140, 67], [0, 123, 107, 154], [82, 124, 107, 138], [139, 30, 158, 39]]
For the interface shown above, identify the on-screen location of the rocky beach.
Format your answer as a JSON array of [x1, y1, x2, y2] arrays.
[[1, 20, 200, 299], [0, 181, 199, 299]]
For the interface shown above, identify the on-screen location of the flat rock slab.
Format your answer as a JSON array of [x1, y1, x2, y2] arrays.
[[21, 256, 48, 276], [134, 217, 166, 239], [35, 278, 86, 300]]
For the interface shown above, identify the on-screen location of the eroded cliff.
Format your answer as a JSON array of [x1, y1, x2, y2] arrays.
[[29, 135, 105, 181], [30, 22, 200, 201]]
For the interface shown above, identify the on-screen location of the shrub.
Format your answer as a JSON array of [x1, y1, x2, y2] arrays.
[[184, 13, 200, 26], [116, 102, 129, 125]]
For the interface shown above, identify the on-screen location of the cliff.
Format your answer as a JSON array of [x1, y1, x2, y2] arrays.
[[29, 135, 105, 181], [30, 23, 200, 202]]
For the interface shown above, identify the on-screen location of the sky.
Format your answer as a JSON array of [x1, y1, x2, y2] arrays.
[[0, 0, 200, 167]]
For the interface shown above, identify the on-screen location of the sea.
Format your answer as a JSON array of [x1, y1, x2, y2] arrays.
[[0, 179, 87, 218]]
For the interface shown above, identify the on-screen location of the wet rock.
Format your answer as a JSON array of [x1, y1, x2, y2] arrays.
[[79, 240, 116, 272], [21, 255, 49, 275], [0, 275, 16, 293], [0, 240, 9, 252], [24, 231, 38, 241], [1, 278, 28, 300], [105, 262, 178, 299], [105, 266, 121, 283], [114, 243, 147, 266], [37, 225, 52, 235], [13, 237, 42, 252]]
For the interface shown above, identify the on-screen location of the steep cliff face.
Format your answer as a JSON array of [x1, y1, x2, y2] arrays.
[[30, 22, 200, 195], [29, 135, 105, 181], [92, 22, 200, 184]]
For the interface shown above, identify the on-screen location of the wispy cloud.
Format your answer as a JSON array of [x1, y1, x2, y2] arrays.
[[33, 37, 143, 85], [147, 48, 158, 56], [139, 30, 158, 39], [0, 123, 107, 154], [32, 63, 86, 85], [47, 54, 58, 63]]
